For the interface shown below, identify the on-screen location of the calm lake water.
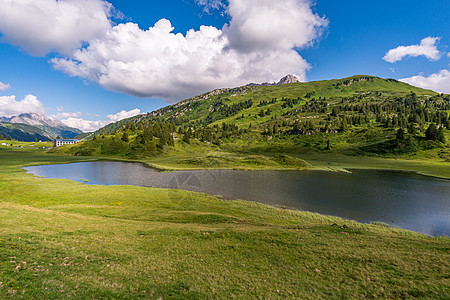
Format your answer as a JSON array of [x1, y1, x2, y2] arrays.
[[24, 161, 450, 236]]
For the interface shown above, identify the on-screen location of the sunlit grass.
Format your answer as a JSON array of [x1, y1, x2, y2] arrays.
[[0, 149, 449, 298]]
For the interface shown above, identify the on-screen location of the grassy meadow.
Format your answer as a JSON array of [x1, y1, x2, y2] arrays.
[[0, 139, 53, 150], [0, 148, 449, 299]]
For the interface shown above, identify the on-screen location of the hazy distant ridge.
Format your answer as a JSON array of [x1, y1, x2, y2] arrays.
[[0, 113, 82, 139]]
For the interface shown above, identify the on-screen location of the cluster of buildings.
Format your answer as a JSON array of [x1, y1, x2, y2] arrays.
[[53, 139, 80, 147], [1, 139, 80, 149], [1, 139, 80, 148]]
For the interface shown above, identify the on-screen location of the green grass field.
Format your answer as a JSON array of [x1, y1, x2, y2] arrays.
[[0, 149, 449, 299], [0, 139, 53, 149]]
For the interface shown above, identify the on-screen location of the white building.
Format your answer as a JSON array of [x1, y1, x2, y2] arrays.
[[54, 139, 80, 147]]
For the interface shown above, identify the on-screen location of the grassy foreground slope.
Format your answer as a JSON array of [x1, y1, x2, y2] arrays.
[[0, 149, 449, 299]]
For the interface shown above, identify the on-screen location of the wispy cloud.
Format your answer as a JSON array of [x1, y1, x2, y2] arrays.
[[51, 111, 83, 119], [0, 81, 11, 91], [195, 0, 226, 13], [383, 37, 441, 63]]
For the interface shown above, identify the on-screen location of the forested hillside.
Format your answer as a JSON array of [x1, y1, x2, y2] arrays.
[[66, 75, 449, 164], [0, 123, 51, 142]]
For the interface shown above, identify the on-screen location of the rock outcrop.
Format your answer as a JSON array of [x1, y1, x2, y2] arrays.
[[277, 74, 300, 85], [247, 74, 300, 87]]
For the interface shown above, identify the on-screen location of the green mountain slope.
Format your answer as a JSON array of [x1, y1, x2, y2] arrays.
[[140, 75, 437, 126], [81, 75, 438, 137], [0, 123, 51, 142], [63, 75, 449, 174], [38, 124, 82, 139]]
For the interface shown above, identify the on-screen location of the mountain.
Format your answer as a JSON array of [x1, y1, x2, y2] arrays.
[[0, 122, 50, 142], [247, 74, 300, 87], [0, 113, 82, 139], [87, 75, 437, 135], [62, 74, 449, 164], [138, 75, 439, 126], [81, 75, 442, 140]]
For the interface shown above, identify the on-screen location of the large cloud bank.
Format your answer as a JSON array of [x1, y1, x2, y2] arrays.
[[0, 0, 327, 102], [0, 0, 112, 56]]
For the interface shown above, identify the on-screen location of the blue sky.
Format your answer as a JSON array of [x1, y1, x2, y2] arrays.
[[0, 0, 449, 131]]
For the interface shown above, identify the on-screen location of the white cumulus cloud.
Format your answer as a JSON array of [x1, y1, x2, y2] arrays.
[[107, 108, 141, 122], [51, 111, 82, 119], [60, 117, 109, 132], [52, 0, 327, 102], [52, 19, 312, 102], [400, 69, 450, 94], [383, 37, 441, 63], [0, 0, 327, 102], [0, 0, 113, 56], [0, 81, 11, 91], [0, 94, 46, 117], [59, 108, 142, 132], [224, 0, 327, 52]]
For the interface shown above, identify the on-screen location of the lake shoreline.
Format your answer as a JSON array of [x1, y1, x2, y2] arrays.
[[55, 153, 448, 180], [24, 159, 450, 237], [26, 156, 450, 181], [2, 149, 449, 298]]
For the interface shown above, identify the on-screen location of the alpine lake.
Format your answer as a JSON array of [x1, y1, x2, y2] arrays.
[[24, 161, 450, 236]]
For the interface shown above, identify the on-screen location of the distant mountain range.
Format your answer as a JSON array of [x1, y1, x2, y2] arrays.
[[0, 113, 82, 141]]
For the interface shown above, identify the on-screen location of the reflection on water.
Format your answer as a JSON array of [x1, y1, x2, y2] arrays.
[[24, 161, 450, 236]]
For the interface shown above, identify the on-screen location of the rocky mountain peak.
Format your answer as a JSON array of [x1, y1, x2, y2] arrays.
[[277, 75, 299, 85], [247, 74, 300, 87], [11, 113, 66, 127]]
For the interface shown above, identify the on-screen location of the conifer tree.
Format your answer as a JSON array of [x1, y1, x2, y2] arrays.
[[436, 127, 446, 144], [425, 123, 438, 140]]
